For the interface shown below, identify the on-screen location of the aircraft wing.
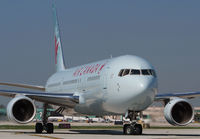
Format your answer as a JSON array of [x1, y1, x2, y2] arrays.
[[155, 91, 200, 101], [0, 82, 45, 91], [0, 89, 79, 108]]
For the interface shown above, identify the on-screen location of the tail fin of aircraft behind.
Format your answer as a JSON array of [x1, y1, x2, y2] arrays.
[[52, 2, 66, 72]]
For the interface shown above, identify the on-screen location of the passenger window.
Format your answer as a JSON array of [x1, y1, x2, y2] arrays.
[[123, 69, 130, 76], [131, 69, 140, 75], [141, 70, 149, 75], [118, 69, 124, 77]]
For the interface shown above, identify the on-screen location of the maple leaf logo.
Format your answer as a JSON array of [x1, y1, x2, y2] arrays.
[[55, 36, 59, 64]]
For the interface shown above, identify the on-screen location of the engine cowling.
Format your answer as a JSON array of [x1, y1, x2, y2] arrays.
[[164, 98, 194, 126], [7, 96, 36, 124]]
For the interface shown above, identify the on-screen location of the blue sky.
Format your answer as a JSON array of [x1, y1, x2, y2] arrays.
[[0, 0, 200, 105]]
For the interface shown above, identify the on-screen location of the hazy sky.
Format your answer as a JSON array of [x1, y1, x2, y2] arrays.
[[0, 0, 200, 105]]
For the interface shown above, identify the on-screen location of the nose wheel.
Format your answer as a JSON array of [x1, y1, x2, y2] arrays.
[[123, 111, 143, 135], [123, 123, 142, 135]]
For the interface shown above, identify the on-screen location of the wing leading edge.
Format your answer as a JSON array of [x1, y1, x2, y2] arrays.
[[155, 91, 200, 101], [0, 89, 79, 108], [0, 82, 45, 91]]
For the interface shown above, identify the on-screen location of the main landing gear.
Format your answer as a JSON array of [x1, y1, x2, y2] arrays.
[[35, 103, 54, 133], [35, 122, 54, 134], [35, 104, 65, 134], [123, 111, 143, 135]]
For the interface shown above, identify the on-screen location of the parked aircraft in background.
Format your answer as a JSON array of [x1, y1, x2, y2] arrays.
[[0, 2, 199, 135]]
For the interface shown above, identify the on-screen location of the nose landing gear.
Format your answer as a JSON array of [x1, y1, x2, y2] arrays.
[[123, 111, 143, 135], [123, 122, 143, 135]]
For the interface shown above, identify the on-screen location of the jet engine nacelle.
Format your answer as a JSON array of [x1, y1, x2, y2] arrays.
[[164, 98, 194, 126], [7, 96, 36, 124]]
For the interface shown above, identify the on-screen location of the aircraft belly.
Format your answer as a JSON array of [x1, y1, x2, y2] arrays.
[[101, 88, 156, 114], [74, 92, 108, 116], [74, 89, 155, 116]]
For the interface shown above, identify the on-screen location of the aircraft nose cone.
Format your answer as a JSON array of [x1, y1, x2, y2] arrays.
[[137, 77, 157, 94], [121, 76, 158, 112]]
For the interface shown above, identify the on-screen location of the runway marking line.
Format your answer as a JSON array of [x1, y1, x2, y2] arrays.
[[14, 132, 23, 135], [30, 134, 62, 139], [30, 134, 63, 139], [14, 132, 62, 139]]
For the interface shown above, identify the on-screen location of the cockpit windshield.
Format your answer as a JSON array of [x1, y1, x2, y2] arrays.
[[118, 69, 156, 77], [131, 69, 140, 75]]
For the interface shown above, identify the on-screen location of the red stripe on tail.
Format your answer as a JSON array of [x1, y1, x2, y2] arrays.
[[55, 36, 59, 64]]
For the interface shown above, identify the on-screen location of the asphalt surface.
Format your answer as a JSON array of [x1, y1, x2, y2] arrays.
[[1, 129, 200, 139]]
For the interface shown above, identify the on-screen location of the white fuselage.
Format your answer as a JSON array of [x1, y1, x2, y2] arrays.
[[45, 55, 158, 116]]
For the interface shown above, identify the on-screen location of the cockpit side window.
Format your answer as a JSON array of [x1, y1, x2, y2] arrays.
[[148, 70, 152, 75], [131, 69, 140, 75], [118, 69, 124, 77], [151, 70, 157, 77], [123, 69, 130, 76]]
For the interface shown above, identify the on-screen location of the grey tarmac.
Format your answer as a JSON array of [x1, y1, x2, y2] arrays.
[[0, 129, 200, 139]]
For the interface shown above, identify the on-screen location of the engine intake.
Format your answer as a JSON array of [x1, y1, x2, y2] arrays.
[[164, 98, 194, 126], [7, 96, 36, 124]]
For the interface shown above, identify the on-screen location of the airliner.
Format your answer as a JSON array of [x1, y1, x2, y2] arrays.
[[0, 2, 199, 135]]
